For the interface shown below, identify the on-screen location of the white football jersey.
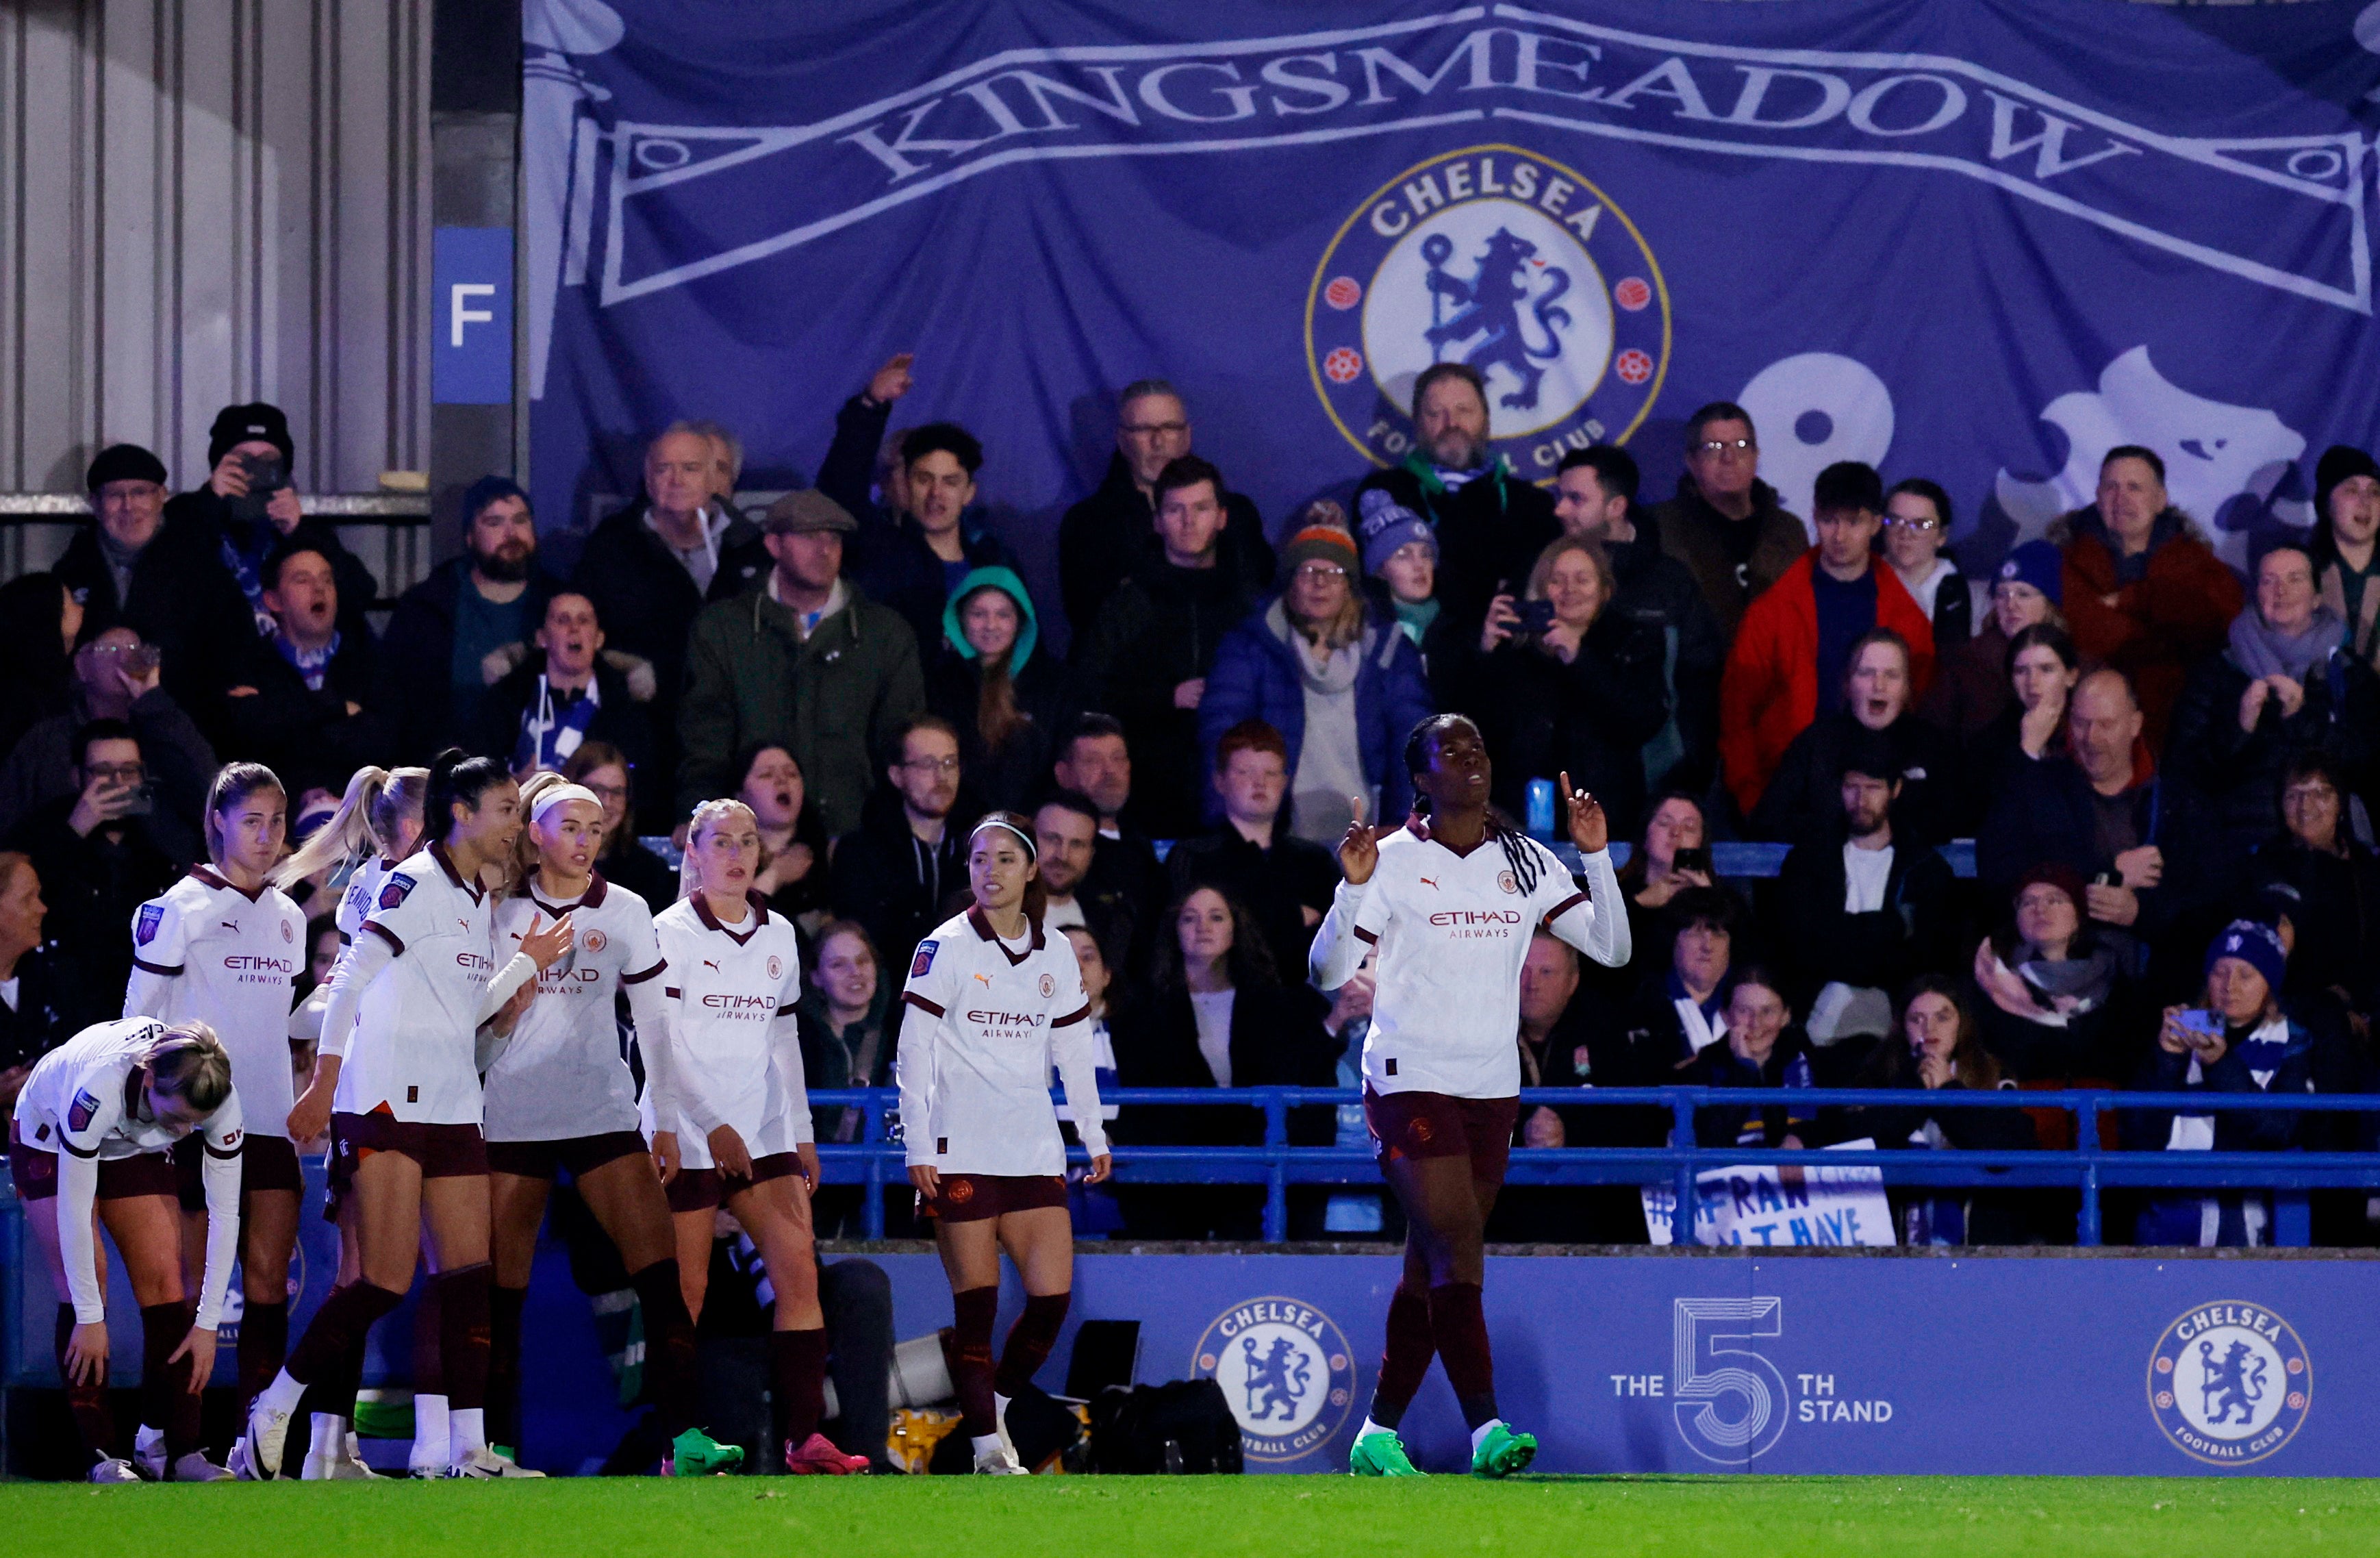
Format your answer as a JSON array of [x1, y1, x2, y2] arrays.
[[1312, 825, 1625, 1099], [14, 1016, 244, 1163], [642, 893, 809, 1169], [125, 868, 304, 1131], [334, 843, 501, 1124], [484, 875, 666, 1141], [335, 856, 400, 943], [898, 906, 1104, 1176]]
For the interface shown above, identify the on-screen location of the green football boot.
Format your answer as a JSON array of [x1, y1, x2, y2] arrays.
[[1348, 1428, 1423, 1477], [666, 1426, 746, 1477], [1469, 1422, 1536, 1478]]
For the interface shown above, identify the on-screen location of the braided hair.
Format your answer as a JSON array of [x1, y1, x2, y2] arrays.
[[1402, 713, 1549, 898]]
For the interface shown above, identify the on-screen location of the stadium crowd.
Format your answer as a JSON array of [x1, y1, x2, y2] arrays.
[[7, 366, 2380, 1281]]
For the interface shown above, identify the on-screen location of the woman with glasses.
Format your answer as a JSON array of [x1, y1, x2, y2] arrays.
[[1882, 479, 1970, 648], [561, 740, 677, 916], [1198, 523, 1434, 845]]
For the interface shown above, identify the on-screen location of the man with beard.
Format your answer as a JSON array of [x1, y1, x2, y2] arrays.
[[1352, 363, 1558, 644], [378, 475, 558, 759]]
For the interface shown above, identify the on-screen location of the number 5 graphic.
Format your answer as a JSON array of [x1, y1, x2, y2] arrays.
[[1673, 1297, 1788, 1462]]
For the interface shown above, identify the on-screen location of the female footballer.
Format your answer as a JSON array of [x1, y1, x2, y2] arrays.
[[646, 798, 865, 1475], [481, 772, 741, 1475], [245, 751, 571, 1479], [12, 1019, 241, 1481], [899, 812, 1112, 1474], [123, 763, 303, 1449], [1311, 715, 1625, 1477]]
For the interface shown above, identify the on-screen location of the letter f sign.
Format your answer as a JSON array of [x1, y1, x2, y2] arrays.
[[451, 284, 496, 347]]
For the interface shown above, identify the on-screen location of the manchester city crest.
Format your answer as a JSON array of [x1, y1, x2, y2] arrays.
[[1192, 1296, 1356, 1464], [1306, 144, 1668, 477], [2147, 1301, 2310, 1465]]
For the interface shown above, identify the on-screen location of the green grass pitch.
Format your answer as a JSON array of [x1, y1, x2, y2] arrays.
[[3, 1475, 2376, 1556]]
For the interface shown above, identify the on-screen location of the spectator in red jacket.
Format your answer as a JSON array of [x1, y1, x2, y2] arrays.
[[2057, 444, 2242, 755], [1719, 462, 1935, 818]]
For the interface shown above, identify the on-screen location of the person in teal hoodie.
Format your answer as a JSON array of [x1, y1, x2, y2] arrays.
[[923, 566, 1075, 814]]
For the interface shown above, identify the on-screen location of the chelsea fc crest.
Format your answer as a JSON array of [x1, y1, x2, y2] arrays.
[[2147, 1301, 2310, 1465], [1306, 144, 1669, 476], [1192, 1296, 1356, 1464]]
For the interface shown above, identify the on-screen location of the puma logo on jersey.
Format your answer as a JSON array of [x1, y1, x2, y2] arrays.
[[1418, 877, 1438, 889], [219, 920, 240, 933], [972, 972, 994, 988], [703, 959, 720, 972]]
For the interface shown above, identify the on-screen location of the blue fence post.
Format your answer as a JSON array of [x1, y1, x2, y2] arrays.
[[2076, 1093, 2102, 1247], [1669, 1090, 1697, 1246], [863, 1091, 887, 1241], [2274, 1191, 2312, 1246], [1263, 1090, 1289, 1244]]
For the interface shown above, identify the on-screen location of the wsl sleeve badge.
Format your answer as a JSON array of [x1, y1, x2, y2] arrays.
[[1305, 145, 1669, 475], [2147, 1301, 2310, 1466], [1189, 1296, 1356, 1468], [136, 904, 164, 946], [379, 873, 418, 912]]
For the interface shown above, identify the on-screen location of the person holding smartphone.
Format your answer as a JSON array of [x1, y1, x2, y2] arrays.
[[2127, 920, 2316, 1246], [1471, 536, 1667, 843]]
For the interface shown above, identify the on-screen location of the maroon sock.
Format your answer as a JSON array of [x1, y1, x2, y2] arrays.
[[140, 1301, 203, 1458], [436, 1265, 492, 1413], [770, 1328, 829, 1448], [1428, 1281, 1497, 1429], [630, 1259, 702, 1437], [1366, 1283, 1436, 1430], [238, 1300, 288, 1411], [55, 1303, 115, 1461], [285, 1281, 403, 1387], [993, 1291, 1071, 1399], [486, 1285, 528, 1448], [949, 1285, 999, 1438]]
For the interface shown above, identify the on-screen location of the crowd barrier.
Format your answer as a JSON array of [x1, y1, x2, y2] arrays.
[[807, 1086, 2380, 1246]]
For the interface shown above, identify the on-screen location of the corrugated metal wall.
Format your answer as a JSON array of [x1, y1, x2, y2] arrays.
[[0, 0, 429, 497]]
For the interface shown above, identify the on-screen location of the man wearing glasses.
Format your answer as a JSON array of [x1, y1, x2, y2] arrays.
[[0, 627, 216, 858], [1650, 401, 1808, 637], [1354, 363, 1557, 646], [1, 719, 179, 1023], [827, 714, 969, 979], [1058, 377, 1274, 639]]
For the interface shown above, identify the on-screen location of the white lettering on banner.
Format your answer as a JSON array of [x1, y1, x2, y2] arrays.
[[1642, 1141, 1898, 1248], [1648, 1298, 1894, 1462], [564, 8, 2367, 312]]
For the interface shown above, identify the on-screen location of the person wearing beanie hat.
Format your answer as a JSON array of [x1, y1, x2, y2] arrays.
[[2310, 444, 2380, 672], [1197, 515, 1433, 842], [1356, 490, 1434, 581], [1919, 536, 2069, 746], [2129, 913, 2311, 1243], [1356, 488, 1463, 697], [923, 566, 1074, 812]]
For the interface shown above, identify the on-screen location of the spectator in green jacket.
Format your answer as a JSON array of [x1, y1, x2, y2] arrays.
[[676, 490, 924, 837]]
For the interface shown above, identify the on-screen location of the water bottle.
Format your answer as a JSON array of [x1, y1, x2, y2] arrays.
[[1526, 777, 1556, 841]]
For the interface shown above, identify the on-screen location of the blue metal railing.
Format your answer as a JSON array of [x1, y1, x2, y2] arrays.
[[809, 1085, 2380, 1246]]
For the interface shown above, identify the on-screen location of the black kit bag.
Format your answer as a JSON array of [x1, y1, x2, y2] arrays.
[[1087, 1380, 1244, 1474]]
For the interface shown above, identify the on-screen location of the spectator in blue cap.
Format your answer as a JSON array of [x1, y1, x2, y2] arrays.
[[1355, 489, 1460, 703], [377, 475, 559, 759], [1922, 536, 2067, 748], [2127, 918, 2317, 1246]]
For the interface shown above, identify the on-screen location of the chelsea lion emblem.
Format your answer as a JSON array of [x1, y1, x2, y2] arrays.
[[1191, 1297, 1356, 1465], [2147, 1301, 2309, 1465], [1306, 144, 1668, 477]]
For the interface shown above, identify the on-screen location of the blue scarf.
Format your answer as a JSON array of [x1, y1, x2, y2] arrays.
[[273, 631, 340, 692]]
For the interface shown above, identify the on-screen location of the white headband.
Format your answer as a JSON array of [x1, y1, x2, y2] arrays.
[[529, 783, 603, 822], [970, 815, 1037, 862]]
